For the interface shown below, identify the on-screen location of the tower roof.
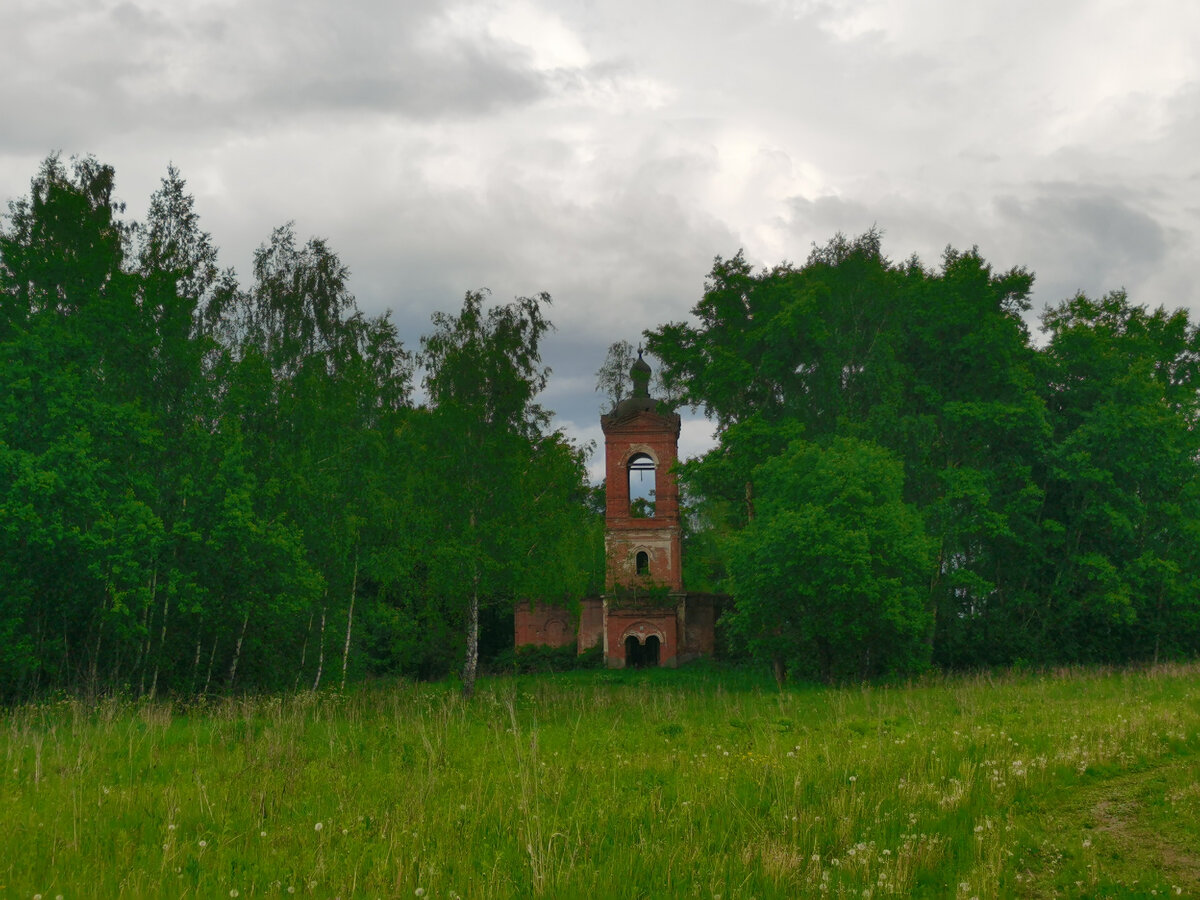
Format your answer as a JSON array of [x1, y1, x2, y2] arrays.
[[630, 348, 652, 398]]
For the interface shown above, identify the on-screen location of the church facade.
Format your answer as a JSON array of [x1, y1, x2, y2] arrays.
[[514, 352, 717, 667]]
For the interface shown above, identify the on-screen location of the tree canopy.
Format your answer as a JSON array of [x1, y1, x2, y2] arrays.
[[0, 155, 599, 701], [648, 231, 1200, 680], [4, 155, 1199, 697]]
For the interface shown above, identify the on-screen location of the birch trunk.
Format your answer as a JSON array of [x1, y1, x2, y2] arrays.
[[462, 508, 480, 700], [191, 629, 202, 694], [202, 634, 218, 694], [227, 608, 251, 689], [150, 583, 169, 700], [311, 602, 327, 691], [296, 609, 313, 691], [462, 568, 480, 699], [340, 550, 359, 692]]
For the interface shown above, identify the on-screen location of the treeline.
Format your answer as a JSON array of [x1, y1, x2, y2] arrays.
[[0, 155, 601, 701], [6, 156, 1198, 699], [649, 231, 1200, 682]]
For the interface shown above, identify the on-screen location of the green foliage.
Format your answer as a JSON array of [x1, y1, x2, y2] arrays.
[[607, 580, 676, 610], [7, 149, 1200, 698], [494, 641, 603, 673], [726, 437, 934, 682], [416, 290, 598, 696], [0, 155, 599, 700], [650, 231, 1200, 678]]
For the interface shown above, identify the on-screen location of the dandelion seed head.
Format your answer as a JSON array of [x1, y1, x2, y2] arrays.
[[199, 840, 207, 848], [314, 822, 323, 832]]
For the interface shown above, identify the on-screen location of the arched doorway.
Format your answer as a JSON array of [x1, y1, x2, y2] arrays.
[[624, 634, 642, 667], [644, 634, 661, 666], [623, 631, 662, 668]]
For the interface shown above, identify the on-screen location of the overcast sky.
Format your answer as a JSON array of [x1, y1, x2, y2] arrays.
[[4, 0, 1198, 476]]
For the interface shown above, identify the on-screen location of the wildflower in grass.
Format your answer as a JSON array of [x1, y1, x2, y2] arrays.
[[199, 840, 208, 848], [230, 891, 239, 897], [415, 889, 425, 897], [315, 822, 323, 832]]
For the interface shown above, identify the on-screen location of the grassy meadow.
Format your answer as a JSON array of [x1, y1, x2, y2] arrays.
[[3, 662, 1200, 899]]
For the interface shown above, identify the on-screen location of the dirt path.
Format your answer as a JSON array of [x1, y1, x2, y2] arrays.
[[1016, 757, 1200, 897]]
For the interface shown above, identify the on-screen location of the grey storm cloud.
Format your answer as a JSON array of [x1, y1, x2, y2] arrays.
[[0, 0, 565, 147], [3, 0, 1199, 465], [994, 187, 1168, 304]]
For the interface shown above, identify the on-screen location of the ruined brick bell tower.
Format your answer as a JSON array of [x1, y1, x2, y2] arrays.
[[512, 346, 716, 666], [600, 350, 685, 667]]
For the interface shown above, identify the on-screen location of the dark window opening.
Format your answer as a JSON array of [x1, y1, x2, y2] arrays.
[[635, 550, 649, 576], [628, 453, 656, 517]]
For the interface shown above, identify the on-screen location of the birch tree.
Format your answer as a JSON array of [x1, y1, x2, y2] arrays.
[[419, 290, 552, 698]]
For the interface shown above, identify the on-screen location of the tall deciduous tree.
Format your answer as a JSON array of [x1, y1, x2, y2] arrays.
[[726, 437, 933, 684], [1035, 291, 1200, 662], [648, 232, 1050, 677], [419, 290, 559, 698]]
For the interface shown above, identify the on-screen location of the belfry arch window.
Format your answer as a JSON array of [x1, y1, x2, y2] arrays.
[[635, 550, 649, 576], [628, 452, 656, 518]]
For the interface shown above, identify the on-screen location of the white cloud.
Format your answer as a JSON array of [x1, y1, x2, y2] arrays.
[[3, 0, 1198, 457]]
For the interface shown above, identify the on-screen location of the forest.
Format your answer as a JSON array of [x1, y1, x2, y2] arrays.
[[3, 154, 1200, 700]]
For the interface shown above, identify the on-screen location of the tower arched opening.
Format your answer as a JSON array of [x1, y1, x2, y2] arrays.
[[628, 452, 656, 518]]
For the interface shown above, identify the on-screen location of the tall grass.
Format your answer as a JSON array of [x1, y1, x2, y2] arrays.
[[3, 662, 1199, 898]]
